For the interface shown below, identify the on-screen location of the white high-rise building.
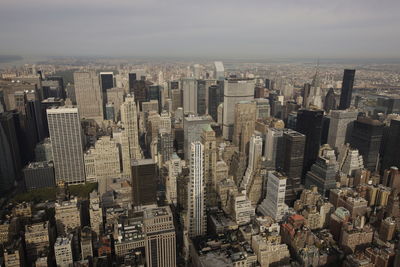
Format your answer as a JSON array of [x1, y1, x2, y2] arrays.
[[159, 110, 172, 133], [241, 135, 263, 191], [73, 71, 103, 123], [183, 114, 213, 161], [120, 95, 142, 160], [113, 128, 131, 179], [223, 78, 255, 140], [54, 235, 73, 267], [340, 146, 364, 176], [47, 107, 85, 184], [166, 153, 183, 205], [89, 191, 103, 236], [84, 136, 121, 193], [258, 171, 288, 221], [187, 142, 206, 237], [214, 61, 225, 81], [182, 78, 197, 114]]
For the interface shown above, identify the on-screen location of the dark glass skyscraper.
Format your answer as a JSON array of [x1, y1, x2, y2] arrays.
[[350, 117, 383, 171], [197, 80, 207, 115], [132, 159, 158, 206], [128, 72, 137, 91], [381, 118, 400, 172], [280, 129, 306, 204], [339, 69, 356, 110], [100, 72, 114, 92], [296, 109, 324, 177], [208, 81, 223, 122]]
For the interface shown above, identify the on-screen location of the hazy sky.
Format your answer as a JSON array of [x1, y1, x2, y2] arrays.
[[1, 0, 399, 59]]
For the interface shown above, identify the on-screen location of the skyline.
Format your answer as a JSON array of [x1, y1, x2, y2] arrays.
[[1, 0, 400, 59]]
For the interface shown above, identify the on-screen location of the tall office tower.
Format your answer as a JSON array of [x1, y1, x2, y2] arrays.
[[241, 134, 263, 194], [208, 81, 224, 122], [182, 78, 197, 114], [159, 110, 172, 133], [84, 137, 121, 192], [171, 89, 183, 112], [158, 131, 173, 163], [214, 61, 225, 80], [183, 114, 213, 161], [201, 125, 217, 206], [0, 112, 20, 177], [73, 71, 103, 123], [54, 235, 74, 267], [105, 103, 115, 121], [265, 78, 271, 89], [128, 72, 137, 91], [89, 191, 103, 236], [233, 101, 257, 153], [132, 159, 158, 206], [196, 80, 207, 115], [264, 128, 284, 169], [305, 145, 338, 194], [324, 88, 336, 112], [113, 128, 132, 179], [120, 95, 142, 160], [296, 109, 324, 177], [143, 206, 176, 267], [223, 78, 255, 140], [148, 85, 162, 111], [339, 69, 356, 110], [131, 78, 148, 109], [339, 146, 364, 176], [255, 98, 270, 120], [100, 72, 114, 103], [381, 118, 400, 172], [187, 142, 206, 237], [166, 153, 182, 205], [0, 123, 16, 194], [350, 117, 383, 171], [106, 87, 125, 121], [304, 68, 323, 109], [281, 129, 306, 204], [47, 107, 85, 184], [258, 171, 288, 221], [327, 110, 358, 154]]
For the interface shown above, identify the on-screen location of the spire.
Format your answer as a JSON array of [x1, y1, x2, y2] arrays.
[[311, 58, 321, 88]]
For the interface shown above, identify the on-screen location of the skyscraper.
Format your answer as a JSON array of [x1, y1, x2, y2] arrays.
[[73, 71, 103, 123], [0, 122, 16, 194], [240, 134, 263, 192], [100, 72, 114, 92], [183, 114, 213, 161], [47, 107, 85, 184], [264, 128, 284, 169], [182, 78, 197, 114], [214, 61, 225, 80], [281, 129, 306, 204], [120, 95, 142, 160], [208, 81, 224, 122], [131, 159, 158, 206], [144, 206, 176, 267], [223, 78, 255, 140], [233, 101, 257, 153], [201, 124, 217, 206], [305, 144, 338, 195], [339, 69, 356, 110], [350, 117, 383, 171], [258, 171, 288, 221], [327, 110, 358, 154], [381, 118, 400, 172], [187, 142, 206, 237], [196, 80, 207, 115], [296, 109, 324, 177]]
